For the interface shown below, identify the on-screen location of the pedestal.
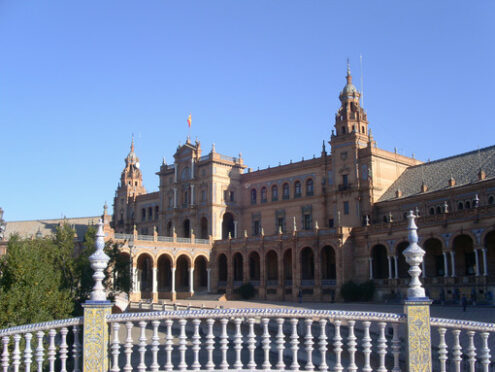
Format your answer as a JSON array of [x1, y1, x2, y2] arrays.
[[83, 301, 112, 372], [404, 299, 433, 372]]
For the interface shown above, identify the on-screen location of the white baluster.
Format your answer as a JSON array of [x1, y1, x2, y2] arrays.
[[362, 321, 372, 372], [480, 332, 491, 372], [123, 322, 133, 372], [347, 321, 357, 372], [111, 323, 121, 372], [138, 321, 147, 372], [24, 333, 33, 372], [318, 318, 328, 372], [247, 318, 256, 370], [438, 327, 448, 372], [35, 332, 44, 372], [219, 318, 229, 370], [2, 336, 10, 372], [178, 319, 187, 371], [467, 331, 476, 372], [59, 328, 68, 372], [452, 329, 462, 372], [164, 319, 173, 372], [233, 318, 243, 370], [47, 329, 56, 372], [276, 318, 285, 370], [391, 323, 400, 372], [205, 319, 215, 371], [333, 320, 343, 372], [262, 318, 272, 370], [150, 321, 160, 372], [305, 318, 314, 371], [72, 326, 81, 372], [192, 319, 201, 371], [377, 322, 387, 372], [13, 334, 21, 372], [289, 318, 299, 371]]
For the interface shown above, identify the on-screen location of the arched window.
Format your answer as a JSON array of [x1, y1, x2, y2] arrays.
[[306, 179, 314, 196], [251, 189, 257, 205], [436, 206, 442, 214], [181, 166, 190, 181], [282, 183, 290, 200], [294, 181, 301, 198], [429, 207, 435, 215], [261, 187, 267, 203], [141, 208, 146, 221], [489, 195, 495, 205], [465, 201, 471, 209], [458, 202, 464, 210], [271, 185, 278, 201]]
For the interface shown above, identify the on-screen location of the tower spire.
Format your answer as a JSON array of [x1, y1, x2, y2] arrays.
[[130, 134, 135, 153]]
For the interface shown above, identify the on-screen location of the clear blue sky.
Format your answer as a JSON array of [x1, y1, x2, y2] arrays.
[[1, 1, 494, 221]]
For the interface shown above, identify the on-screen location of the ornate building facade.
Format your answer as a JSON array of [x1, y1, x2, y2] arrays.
[[108, 66, 495, 303]]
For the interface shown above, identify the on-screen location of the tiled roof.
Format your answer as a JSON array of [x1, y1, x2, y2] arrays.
[[4, 216, 103, 241], [378, 145, 495, 202]]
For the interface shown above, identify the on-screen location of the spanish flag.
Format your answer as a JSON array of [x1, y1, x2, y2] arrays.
[[187, 113, 192, 128]]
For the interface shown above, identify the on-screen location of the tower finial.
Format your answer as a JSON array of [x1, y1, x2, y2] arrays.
[[131, 134, 135, 153], [347, 58, 351, 76]]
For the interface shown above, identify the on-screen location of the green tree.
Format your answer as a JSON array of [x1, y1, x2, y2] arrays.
[[0, 236, 73, 328]]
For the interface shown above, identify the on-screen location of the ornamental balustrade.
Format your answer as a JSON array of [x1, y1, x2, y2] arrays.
[[1, 213, 495, 372]]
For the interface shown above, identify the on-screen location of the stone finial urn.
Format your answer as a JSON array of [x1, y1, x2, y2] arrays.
[[89, 219, 110, 301], [403, 210, 427, 300]]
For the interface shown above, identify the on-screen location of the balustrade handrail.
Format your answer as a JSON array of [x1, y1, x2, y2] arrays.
[[431, 317, 495, 332], [107, 307, 406, 323], [0, 317, 82, 337]]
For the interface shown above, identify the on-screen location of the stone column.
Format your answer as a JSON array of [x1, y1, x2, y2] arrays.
[[171, 267, 176, 301], [174, 163, 178, 182], [402, 211, 432, 372], [173, 187, 177, 208], [450, 251, 456, 277], [191, 158, 194, 178], [131, 266, 138, 293], [394, 256, 399, 279], [482, 248, 488, 276], [83, 219, 112, 372], [474, 249, 480, 277], [189, 267, 194, 296], [190, 184, 195, 206], [442, 252, 449, 277], [152, 267, 158, 302], [207, 268, 211, 293], [233, 221, 238, 238], [387, 256, 393, 279], [368, 257, 373, 280]]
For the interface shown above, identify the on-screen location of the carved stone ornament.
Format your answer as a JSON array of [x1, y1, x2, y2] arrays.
[[89, 219, 110, 302], [403, 211, 427, 300]]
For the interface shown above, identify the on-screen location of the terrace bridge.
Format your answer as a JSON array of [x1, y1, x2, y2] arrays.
[[1, 213, 495, 372]]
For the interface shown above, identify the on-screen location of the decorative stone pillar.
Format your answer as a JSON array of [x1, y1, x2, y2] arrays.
[[474, 249, 480, 277], [189, 267, 194, 296], [173, 187, 177, 208], [152, 267, 158, 302], [394, 256, 399, 279], [233, 221, 238, 238], [368, 257, 373, 280], [207, 268, 211, 293], [190, 184, 195, 206], [482, 248, 488, 276], [174, 162, 178, 183], [83, 219, 112, 372], [171, 267, 177, 301], [402, 211, 432, 372], [450, 251, 456, 277], [387, 256, 393, 279], [442, 252, 449, 277]]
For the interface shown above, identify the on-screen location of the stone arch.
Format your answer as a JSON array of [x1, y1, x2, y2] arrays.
[[452, 234, 475, 276], [137, 253, 153, 298], [183, 219, 191, 238], [194, 255, 208, 291], [396, 241, 409, 278], [300, 247, 315, 281], [283, 249, 292, 282], [175, 255, 191, 291], [157, 254, 172, 294], [217, 253, 228, 283], [485, 230, 495, 279], [321, 245, 336, 280], [265, 250, 278, 282], [371, 244, 388, 279], [423, 238, 444, 277], [233, 252, 243, 282], [248, 251, 261, 281], [222, 212, 235, 239], [200, 217, 208, 239]]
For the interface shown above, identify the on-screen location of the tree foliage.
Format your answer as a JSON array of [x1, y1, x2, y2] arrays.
[[0, 222, 131, 327]]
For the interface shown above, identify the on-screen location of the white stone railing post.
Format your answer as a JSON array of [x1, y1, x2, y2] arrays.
[[83, 219, 112, 372], [402, 210, 432, 372]]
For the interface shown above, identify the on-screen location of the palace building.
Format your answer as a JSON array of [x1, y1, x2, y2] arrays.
[[107, 65, 495, 303]]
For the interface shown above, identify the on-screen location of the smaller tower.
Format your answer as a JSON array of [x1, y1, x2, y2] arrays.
[[113, 137, 147, 233]]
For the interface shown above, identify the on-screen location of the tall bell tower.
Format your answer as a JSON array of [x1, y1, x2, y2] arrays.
[[113, 137, 147, 233]]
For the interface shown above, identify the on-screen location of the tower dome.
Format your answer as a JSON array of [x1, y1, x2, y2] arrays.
[[339, 60, 360, 102]]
